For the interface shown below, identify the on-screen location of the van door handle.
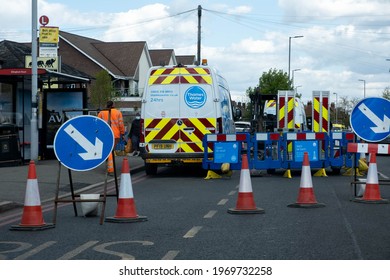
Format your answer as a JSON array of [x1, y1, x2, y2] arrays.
[[183, 127, 195, 134]]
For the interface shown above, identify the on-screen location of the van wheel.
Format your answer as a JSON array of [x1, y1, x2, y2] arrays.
[[145, 163, 158, 175]]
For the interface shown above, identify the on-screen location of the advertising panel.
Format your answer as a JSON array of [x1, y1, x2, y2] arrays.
[[44, 89, 86, 158]]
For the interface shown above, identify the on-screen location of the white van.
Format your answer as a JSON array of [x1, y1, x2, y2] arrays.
[[140, 62, 238, 175]]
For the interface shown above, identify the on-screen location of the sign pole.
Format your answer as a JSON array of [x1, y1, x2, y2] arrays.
[[31, 0, 39, 160]]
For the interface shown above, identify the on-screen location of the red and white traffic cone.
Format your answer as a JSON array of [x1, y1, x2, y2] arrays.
[[288, 152, 325, 208], [105, 158, 147, 223], [353, 153, 389, 204], [10, 161, 54, 231], [228, 154, 264, 214]]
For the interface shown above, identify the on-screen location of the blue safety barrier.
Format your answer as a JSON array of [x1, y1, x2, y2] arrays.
[[251, 132, 282, 171], [342, 132, 356, 168], [202, 131, 355, 173], [281, 132, 328, 169], [329, 131, 344, 169], [202, 133, 251, 170]]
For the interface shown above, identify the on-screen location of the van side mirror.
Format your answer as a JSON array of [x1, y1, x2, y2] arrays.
[[234, 108, 242, 120]]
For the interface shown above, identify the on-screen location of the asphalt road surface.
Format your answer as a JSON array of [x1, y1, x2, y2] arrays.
[[1, 157, 390, 260]]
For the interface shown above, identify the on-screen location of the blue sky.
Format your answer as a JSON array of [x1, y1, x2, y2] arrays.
[[1, 0, 390, 104]]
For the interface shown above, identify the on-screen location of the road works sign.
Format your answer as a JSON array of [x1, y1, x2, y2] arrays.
[[54, 115, 114, 171], [350, 97, 390, 142]]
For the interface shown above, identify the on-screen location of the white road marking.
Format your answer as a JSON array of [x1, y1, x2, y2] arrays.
[[378, 172, 389, 179], [217, 199, 228, 205], [204, 210, 217, 218], [183, 226, 202, 238], [14, 241, 57, 260], [57, 241, 99, 260], [162, 250, 180, 260]]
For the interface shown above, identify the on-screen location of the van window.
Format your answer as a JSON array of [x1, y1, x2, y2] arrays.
[[217, 75, 234, 133]]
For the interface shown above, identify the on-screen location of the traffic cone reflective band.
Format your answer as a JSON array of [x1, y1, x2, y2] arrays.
[[10, 161, 54, 231], [106, 158, 147, 223], [288, 152, 325, 208], [228, 154, 264, 214], [353, 153, 389, 204]]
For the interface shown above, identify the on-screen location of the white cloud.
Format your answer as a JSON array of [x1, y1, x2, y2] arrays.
[[231, 38, 274, 54], [103, 4, 172, 42], [1, 0, 390, 102], [278, 0, 390, 18], [227, 5, 252, 15]]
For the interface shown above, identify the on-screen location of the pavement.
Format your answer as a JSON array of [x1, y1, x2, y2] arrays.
[[0, 154, 145, 213]]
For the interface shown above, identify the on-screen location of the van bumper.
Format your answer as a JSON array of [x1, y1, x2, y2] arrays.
[[142, 152, 203, 164]]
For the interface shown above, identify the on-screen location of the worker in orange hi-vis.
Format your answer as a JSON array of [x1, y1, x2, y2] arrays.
[[98, 100, 125, 175]]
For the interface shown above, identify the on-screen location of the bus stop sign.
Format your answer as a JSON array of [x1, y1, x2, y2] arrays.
[[350, 97, 390, 142], [54, 115, 114, 171]]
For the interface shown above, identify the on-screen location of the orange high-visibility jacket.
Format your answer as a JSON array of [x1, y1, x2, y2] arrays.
[[98, 108, 125, 138]]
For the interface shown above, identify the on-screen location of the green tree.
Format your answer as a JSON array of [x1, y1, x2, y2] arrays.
[[258, 68, 292, 95], [90, 70, 114, 109], [247, 68, 292, 131], [382, 86, 390, 100]]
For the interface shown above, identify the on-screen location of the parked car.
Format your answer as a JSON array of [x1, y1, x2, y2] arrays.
[[235, 121, 252, 133]]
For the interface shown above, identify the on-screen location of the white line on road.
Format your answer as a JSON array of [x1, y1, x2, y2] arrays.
[[228, 190, 237, 196], [378, 172, 389, 179], [57, 240, 99, 260], [183, 226, 202, 238], [331, 189, 363, 260], [217, 199, 228, 205], [14, 241, 57, 260], [203, 210, 217, 218], [162, 250, 180, 260]]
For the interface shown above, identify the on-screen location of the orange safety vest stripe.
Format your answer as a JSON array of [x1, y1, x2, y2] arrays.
[[98, 109, 125, 138]]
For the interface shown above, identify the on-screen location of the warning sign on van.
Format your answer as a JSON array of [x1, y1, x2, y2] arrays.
[[184, 86, 207, 109]]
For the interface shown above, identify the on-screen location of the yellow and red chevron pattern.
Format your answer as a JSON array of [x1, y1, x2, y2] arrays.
[[278, 92, 294, 129], [148, 67, 212, 85], [144, 118, 216, 153], [313, 94, 329, 132]]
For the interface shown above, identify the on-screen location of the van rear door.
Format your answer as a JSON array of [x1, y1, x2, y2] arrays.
[[144, 67, 216, 157], [178, 67, 216, 154]]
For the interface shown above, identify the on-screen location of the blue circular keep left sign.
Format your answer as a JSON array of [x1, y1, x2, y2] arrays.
[[54, 115, 114, 171], [350, 97, 390, 142]]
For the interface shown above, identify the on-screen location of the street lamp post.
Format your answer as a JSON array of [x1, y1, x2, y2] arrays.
[[333, 92, 338, 124], [288, 36, 303, 79], [292, 68, 301, 87], [358, 79, 366, 98], [294, 85, 302, 96]]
